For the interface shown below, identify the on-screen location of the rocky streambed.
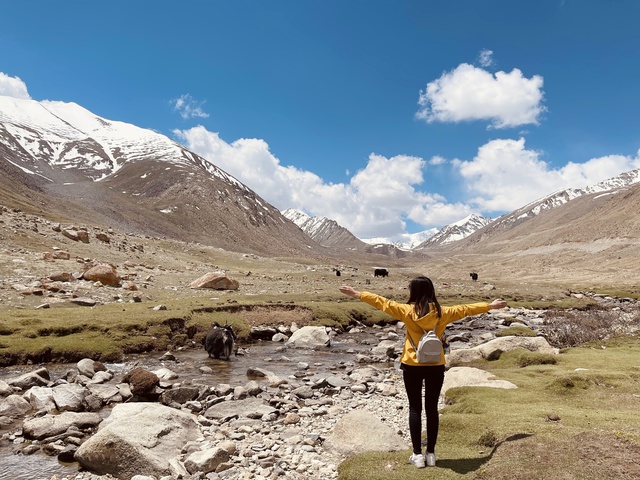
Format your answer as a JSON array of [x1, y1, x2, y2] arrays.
[[1, 296, 635, 480]]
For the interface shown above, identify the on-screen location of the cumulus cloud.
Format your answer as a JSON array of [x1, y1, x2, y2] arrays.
[[171, 94, 209, 119], [0, 72, 30, 99], [174, 126, 460, 238], [455, 138, 640, 212], [174, 127, 640, 239], [416, 63, 545, 128]]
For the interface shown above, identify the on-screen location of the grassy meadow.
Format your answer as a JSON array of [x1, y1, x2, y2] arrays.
[[338, 337, 640, 480]]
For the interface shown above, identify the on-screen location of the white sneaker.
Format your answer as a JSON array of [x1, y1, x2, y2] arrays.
[[409, 453, 426, 468], [426, 452, 436, 467]]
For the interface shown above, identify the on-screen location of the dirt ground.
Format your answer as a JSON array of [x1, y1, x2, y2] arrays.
[[474, 432, 640, 480]]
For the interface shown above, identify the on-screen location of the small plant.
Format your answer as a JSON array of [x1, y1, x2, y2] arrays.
[[478, 429, 499, 448]]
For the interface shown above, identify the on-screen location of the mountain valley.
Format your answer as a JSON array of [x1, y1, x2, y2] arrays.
[[1, 94, 640, 296]]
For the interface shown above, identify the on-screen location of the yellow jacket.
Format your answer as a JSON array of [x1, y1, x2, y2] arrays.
[[359, 291, 490, 366]]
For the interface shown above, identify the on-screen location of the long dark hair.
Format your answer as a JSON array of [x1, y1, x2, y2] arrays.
[[407, 276, 441, 318]]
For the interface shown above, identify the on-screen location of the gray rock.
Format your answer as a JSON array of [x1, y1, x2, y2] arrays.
[[160, 386, 200, 406], [75, 403, 200, 479], [77, 358, 97, 378], [52, 383, 88, 412], [6, 367, 50, 389], [0, 394, 32, 418], [23, 411, 102, 440], [442, 367, 518, 393], [286, 326, 331, 349], [86, 383, 122, 404], [184, 447, 230, 474], [447, 335, 559, 363], [24, 386, 55, 412], [325, 410, 405, 456], [0, 380, 14, 397], [370, 339, 398, 357], [204, 397, 277, 421]]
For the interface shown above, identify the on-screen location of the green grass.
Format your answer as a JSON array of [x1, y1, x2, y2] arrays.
[[337, 337, 640, 479], [0, 293, 400, 365], [0, 287, 625, 367]]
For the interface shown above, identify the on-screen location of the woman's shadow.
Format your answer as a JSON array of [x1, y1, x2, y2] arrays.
[[437, 433, 533, 474]]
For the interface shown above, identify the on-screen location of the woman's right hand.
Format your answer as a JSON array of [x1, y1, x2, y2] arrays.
[[489, 299, 508, 309], [339, 285, 361, 298]]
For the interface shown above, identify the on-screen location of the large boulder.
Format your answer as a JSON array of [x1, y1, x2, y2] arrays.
[[286, 326, 331, 349], [74, 403, 200, 479], [447, 336, 559, 364], [24, 386, 56, 412], [83, 264, 120, 287], [442, 367, 518, 394], [190, 272, 239, 290], [325, 410, 405, 456], [0, 380, 13, 397]]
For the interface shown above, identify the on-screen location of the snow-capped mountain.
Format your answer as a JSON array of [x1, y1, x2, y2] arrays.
[[504, 169, 640, 226], [360, 230, 438, 250], [281, 208, 367, 250], [0, 96, 244, 187], [417, 214, 493, 247], [0, 95, 320, 256], [282, 208, 485, 250], [446, 168, 640, 253]]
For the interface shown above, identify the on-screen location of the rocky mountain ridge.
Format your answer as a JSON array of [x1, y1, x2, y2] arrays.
[[0, 95, 333, 258]]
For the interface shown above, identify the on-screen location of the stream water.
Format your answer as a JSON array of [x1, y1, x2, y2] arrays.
[[0, 328, 392, 480]]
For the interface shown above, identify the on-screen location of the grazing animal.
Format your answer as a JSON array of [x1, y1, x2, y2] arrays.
[[470, 272, 478, 282], [374, 268, 389, 278], [204, 322, 236, 360], [335, 270, 341, 277]]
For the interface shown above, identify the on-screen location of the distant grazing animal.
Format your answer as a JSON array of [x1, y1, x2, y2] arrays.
[[470, 272, 478, 282], [204, 322, 236, 360], [335, 270, 341, 277], [374, 268, 389, 278]]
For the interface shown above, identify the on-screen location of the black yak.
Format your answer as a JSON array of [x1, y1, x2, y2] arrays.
[[374, 268, 389, 277], [204, 322, 236, 360], [470, 272, 478, 281]]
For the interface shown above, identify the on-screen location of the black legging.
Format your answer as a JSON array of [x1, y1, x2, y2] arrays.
[[401, 364, 446, 454]]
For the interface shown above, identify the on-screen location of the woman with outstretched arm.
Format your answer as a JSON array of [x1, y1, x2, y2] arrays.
[[339, 276, 507, 468]]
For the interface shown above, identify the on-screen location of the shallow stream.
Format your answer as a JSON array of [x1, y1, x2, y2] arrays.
[[0, 328, 391, 480]]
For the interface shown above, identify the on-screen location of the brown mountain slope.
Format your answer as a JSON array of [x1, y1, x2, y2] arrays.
[[421, 183, 640, 287]]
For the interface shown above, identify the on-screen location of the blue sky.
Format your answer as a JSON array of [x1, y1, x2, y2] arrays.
[[1, 0, 640, 240]]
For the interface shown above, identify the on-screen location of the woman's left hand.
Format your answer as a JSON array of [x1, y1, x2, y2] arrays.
[[489, 298, 508, 309]]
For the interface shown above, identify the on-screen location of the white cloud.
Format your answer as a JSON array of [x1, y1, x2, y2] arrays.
[[171, 94, 209, 119], [478, 49, 494, 67], [429, 155, 446, 165], [174, 126, 463, 237], [174, 127, 640, 239], [0, 72, 30, 99], [455, 138, 640, 212], [416, 63, 545, 128]]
